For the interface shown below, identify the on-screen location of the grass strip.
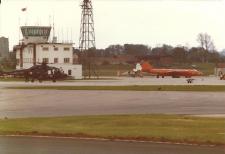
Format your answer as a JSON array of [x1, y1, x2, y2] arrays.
[[7, 85, 225, 92], [0, 78, 24, 82], [0, 114, 224, 145]]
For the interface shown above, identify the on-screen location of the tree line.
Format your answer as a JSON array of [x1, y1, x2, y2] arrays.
[[1, 33, 224, 70], [79, 33, 225, 64]]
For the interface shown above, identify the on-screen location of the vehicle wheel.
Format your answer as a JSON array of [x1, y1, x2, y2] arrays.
[[162, 76, 164, 78]]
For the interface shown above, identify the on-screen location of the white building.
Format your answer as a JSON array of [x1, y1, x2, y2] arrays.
[[14, 26, 82, 79]]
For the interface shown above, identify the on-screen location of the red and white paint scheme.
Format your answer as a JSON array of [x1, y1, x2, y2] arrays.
[[141, 61, 203, 78]]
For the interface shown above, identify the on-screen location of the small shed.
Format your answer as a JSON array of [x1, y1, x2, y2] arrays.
[[215, 63, 225, 76]]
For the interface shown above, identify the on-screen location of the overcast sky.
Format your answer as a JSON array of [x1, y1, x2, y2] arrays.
[[0, 0, 225, 51]]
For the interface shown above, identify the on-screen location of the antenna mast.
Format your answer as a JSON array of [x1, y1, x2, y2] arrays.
[[53, 15, 55, 37], [79, 0, 98, 79], [79, 0, 96, 51]]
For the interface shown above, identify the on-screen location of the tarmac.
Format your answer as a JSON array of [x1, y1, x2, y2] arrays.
[[1, 89, 225, 118], [1, 136, 224, 154], [0, 76, 225, 118], [0, 76, 225, 88], [0, 76, 224, 153]]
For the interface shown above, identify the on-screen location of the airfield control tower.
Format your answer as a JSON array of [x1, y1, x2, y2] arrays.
[[14, 26, 82, 79], [21, 26, 51, 44]]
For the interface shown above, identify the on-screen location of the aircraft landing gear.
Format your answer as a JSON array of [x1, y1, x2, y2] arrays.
[[187, 78, 194, 83]]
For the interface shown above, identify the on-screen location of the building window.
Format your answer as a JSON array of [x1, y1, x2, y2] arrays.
[[68, 70, 72, 76], [43, 58, 49, 63], [54, 58, 58, 63], [64, 47, 70, 51], [54, 47, 58, 51], [16, 59, 20, 65], [42, 47, 49, 51], [28, 47, 33, 54], [64, 58, 70, 63]]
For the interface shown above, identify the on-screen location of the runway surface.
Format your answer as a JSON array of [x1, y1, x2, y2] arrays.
[[1, 77, 224, 152], [1, 90, 225, 118], [0, 76, 225, 88], [0, 136, 224, 154]]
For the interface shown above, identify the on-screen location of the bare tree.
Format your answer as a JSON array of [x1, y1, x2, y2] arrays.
[[197, 33, 205, 49], [197, 33, 217, 63], [197, 33, 215, 52]]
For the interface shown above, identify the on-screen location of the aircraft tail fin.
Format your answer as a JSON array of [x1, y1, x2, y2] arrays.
[[141, 62, 153, 72]]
